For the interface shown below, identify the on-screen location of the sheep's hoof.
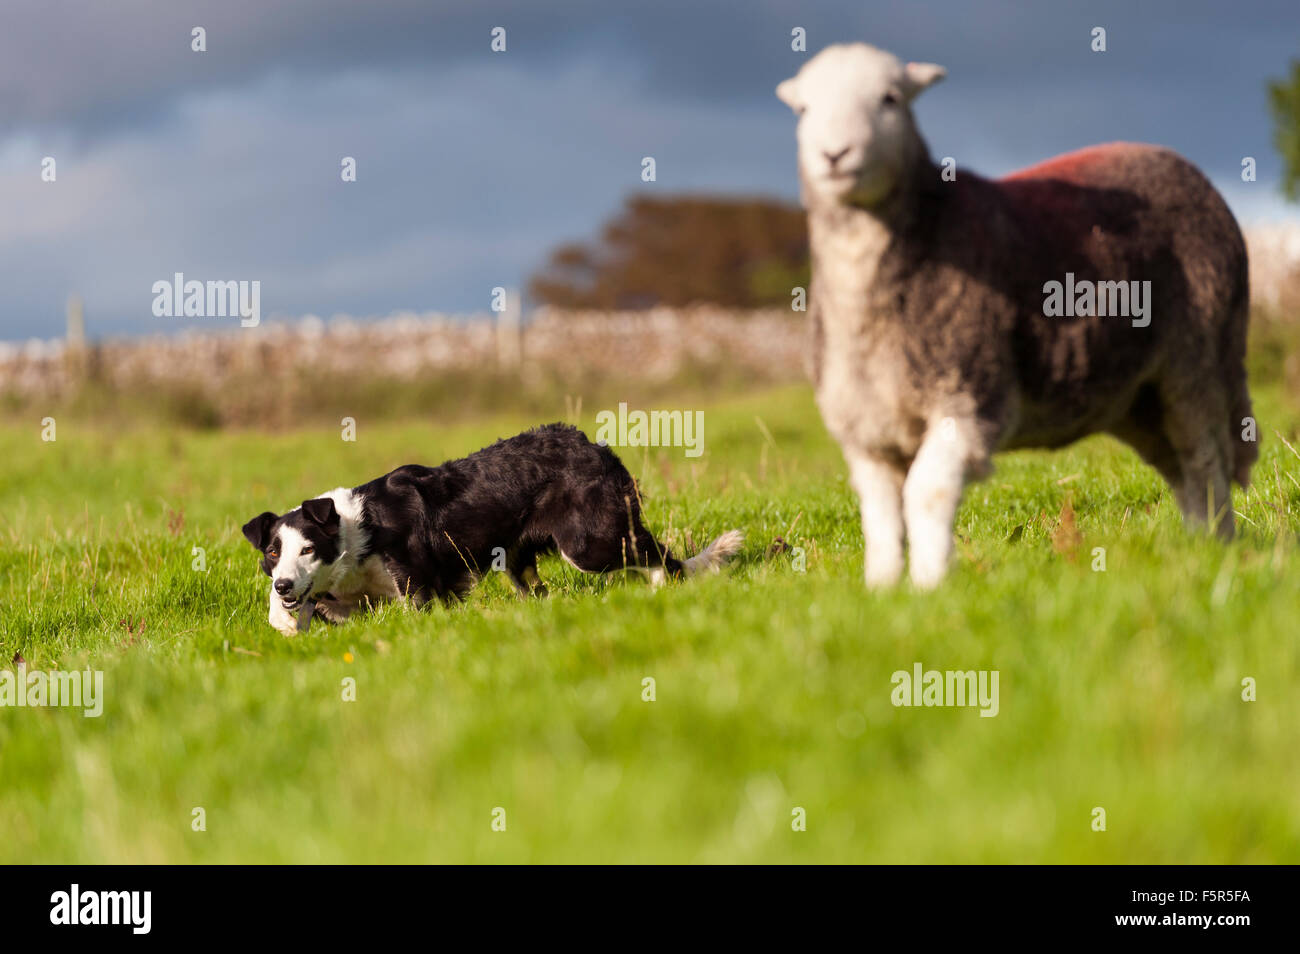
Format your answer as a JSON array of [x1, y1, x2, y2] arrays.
[[864, 564, 903, 588], [909, 564, 949, 589]]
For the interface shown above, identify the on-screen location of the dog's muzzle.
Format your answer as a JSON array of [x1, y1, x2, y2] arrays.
[[274, 578, 307, 610]]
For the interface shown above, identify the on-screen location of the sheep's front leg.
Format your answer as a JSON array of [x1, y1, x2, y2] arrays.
[[847, 452, 906, 587], [903, 420, 972, 589]]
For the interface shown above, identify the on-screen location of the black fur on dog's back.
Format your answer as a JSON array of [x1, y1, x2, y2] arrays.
[[358, 423, 681, 602]]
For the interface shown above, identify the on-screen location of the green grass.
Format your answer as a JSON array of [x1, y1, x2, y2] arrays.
[[1, 382, 1299, 863]]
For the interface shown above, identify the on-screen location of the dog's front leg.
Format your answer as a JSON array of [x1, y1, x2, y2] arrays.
[[267, 587, 302, 635], [315, 598, 358, 624]]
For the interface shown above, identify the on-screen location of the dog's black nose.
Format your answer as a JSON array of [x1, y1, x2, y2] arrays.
[[274, 579, 293, 596]]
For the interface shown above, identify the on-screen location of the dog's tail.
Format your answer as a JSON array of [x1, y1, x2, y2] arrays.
[[682, 529, 744, 576]]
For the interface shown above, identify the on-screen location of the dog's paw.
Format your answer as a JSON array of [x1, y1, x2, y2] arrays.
[[268, 590, 301, 636]]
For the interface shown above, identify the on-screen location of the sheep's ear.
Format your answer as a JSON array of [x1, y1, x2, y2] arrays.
[[776, 77, 801, 110], [902, 61, 946, 99]]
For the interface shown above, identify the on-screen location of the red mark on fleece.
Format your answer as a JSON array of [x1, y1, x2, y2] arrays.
[[996, 142, 1153, 227], [1001, 142, 1145, 184]]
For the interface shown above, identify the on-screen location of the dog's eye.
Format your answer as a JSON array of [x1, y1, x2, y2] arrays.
[[302, 545, 314, 555], [268, 548, 278, 558]]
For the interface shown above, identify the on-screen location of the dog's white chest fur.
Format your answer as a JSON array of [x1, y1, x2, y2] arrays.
[[315, 554, 401, 622]]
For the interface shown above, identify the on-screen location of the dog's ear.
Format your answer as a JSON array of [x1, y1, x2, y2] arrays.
[[300, 497, 341, 536], [242, 511, 278, 551]]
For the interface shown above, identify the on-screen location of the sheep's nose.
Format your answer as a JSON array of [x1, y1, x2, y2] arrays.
[[274, 579, 293, 596], [823, 146, 851, 168]]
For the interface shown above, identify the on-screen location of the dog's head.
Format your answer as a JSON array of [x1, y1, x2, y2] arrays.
[[241, 497, 342, 611]]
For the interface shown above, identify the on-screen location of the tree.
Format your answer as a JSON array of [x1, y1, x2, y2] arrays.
[[529, 195, 810, 309], [1268, 60, 1300, 201]]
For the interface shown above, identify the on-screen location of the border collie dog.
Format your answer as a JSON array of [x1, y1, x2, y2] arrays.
[[242, 424, 743, 635]]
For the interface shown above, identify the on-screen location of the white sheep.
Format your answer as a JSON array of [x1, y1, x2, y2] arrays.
[[777, 43, 1255, 587]]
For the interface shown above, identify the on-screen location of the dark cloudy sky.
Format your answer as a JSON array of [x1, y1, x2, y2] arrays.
[[1, 0, 1297, 340]]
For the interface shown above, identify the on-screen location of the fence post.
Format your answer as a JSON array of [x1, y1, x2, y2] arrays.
[[65, 292, 87, 378], [496, 287, 522, 369]]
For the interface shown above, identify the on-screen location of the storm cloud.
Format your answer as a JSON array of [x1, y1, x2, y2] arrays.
[[1, 0, 1296, 339]]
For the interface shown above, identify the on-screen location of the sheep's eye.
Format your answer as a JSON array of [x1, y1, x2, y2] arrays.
[[795, 105, 807, 117], [882, 91, 899, 106], [302, 545, 314, 556]]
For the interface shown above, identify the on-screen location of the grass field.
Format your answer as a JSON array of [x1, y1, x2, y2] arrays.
[[2, 379, 1299, 863]]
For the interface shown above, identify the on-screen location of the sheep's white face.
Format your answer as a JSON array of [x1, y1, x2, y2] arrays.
[[777, 44, 945, 207]]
